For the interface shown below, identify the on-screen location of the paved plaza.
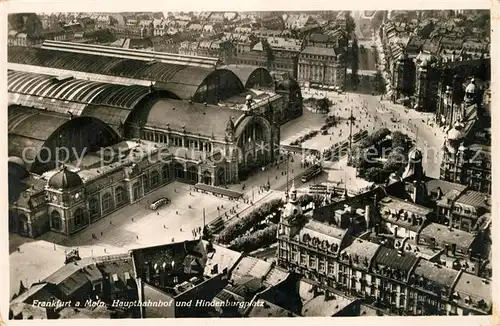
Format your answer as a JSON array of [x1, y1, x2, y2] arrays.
[[9, 180, 285, 298], [280, 90, 446, 178]]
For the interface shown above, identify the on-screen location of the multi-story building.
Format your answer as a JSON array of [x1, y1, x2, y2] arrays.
[[297, 46, 347, 88], [414, 52, 440, 111], [378, 196, 433, 240], [440, 79, 491, 194], [276, 185, 492, 316]]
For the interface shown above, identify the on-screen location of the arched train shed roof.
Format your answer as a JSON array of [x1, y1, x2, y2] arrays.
[[8, 46, 246, 100], [222, 65, 274, 89], [8, 105, 119, 171], [8, 70, 179, 131], [8, 70, 153, 109]]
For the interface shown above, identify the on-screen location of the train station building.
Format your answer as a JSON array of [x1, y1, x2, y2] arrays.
[[7, 41, 304, 238]]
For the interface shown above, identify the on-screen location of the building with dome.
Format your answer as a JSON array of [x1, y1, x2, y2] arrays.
[[7, 42, 288, 238], [297, 46, 347, 88], [440, 119, 491, 194], [438, 77, 491, 194]]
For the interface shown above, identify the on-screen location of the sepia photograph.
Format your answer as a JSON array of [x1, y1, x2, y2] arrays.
[[4, 7, 493, 320]]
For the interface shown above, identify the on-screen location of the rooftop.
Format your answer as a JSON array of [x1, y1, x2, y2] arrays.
[[426, 179, 467, 198], [231, 256, 272, 281], [373, 246, 419, 275], [301, 219, 347, 246], [301, 46, 339, 57], [420, 223, 477, 251], [412, 259, 460, 288], [341, 237, 380, 271], [379, 196, 433, 217], [246, 299, 298, 317], [454, 272, 492, 306], [456, 190, 490, 210], [204, 243, 243, 277], [301, 293, 355, 317], [139, 99, 246, 140]]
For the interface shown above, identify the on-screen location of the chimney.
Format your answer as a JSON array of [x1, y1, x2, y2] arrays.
[[364, 205, 370, 229]]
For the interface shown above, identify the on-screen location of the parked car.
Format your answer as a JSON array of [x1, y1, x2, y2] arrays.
[[149, 197, 170, 210]]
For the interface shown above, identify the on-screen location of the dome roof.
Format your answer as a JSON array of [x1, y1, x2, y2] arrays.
[[408, 148, 423, 161], [48, 165, 83, 190], [447, 125, 464, 141], [277, 77, 300, 91]]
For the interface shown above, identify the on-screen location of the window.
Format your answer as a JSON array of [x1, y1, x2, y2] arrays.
[[151, 170, 160, 187], [74, 208, 85, 228], [300, 253, 306, 265], [102, 192, 113, 214], [89, 197, 100, 219], [319, 260, 325, 273], [309, 256, 316, 268], [51, 211, 62, 231], [162, 164, 170, 181], [115, 186, 127, 206]]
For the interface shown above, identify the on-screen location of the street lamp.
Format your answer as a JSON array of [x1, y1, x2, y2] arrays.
[[347, 109, 356, 161]]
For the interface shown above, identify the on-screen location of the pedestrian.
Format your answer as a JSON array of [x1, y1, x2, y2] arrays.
[[176, 211, 178, 215], [157, 212, 159, 216], [101, 231, 103, 236], [17, 247, 20, 253], [172, 237, 175, 242], [104, 248, 107, 253], [136, 235, 139, 239], [180, 228, 183, 232]]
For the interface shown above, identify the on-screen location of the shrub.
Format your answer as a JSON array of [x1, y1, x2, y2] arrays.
[[230, 224, 279, 252], [216, 198, 283, 244]]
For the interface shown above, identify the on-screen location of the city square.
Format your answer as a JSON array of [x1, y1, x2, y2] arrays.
[[6, 9, 492, 319]]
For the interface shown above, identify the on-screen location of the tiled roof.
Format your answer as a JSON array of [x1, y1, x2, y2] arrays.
[[263, 267, 289, 286], [456, 190, 490, 209], [302, 294, 355, 317], [373, 246, 419, 274]]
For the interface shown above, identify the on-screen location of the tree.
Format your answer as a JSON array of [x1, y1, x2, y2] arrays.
[[364, 167, 390, 183], [230, 224, 279, 252], [370, 127, 391, 143], [216, 198, 283, 244]]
